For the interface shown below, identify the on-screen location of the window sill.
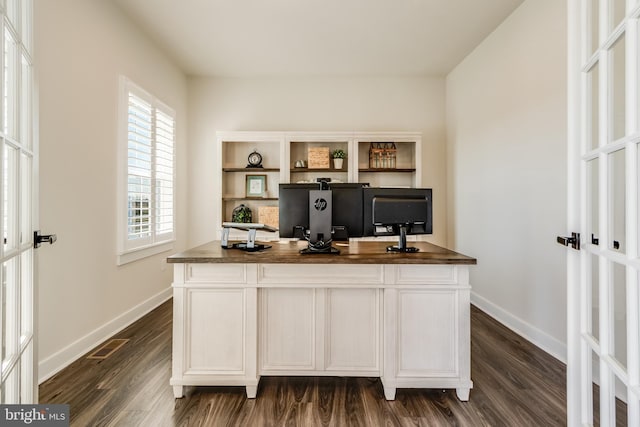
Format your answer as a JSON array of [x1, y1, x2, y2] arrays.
[[117, 240, 174, 266]]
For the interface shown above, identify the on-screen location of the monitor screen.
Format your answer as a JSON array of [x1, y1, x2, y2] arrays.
[[278, 183, 368, 239]]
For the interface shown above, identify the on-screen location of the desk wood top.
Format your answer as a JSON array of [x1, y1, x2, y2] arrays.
[[167, 240, 476, 265]]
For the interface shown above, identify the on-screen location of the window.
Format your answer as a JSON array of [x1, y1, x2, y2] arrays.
[[118, 78, 175, 264]]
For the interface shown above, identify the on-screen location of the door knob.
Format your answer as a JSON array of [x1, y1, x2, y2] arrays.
[[34, 230, 57, 248], [557, 232, 580, 250]]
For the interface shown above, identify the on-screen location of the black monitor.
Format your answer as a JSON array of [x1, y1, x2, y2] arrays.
[[278, 183, 367, 240], [278, 183, 317, 238], [328, 183, 365, 239], [363, 187, 432, 252]]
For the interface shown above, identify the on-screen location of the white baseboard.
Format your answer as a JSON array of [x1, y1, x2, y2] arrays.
[[471, 291, 567, 364], [38, 287, 172, 384]]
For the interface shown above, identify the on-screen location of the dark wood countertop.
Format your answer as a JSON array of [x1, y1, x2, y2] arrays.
[[167, 240, 476, 265]]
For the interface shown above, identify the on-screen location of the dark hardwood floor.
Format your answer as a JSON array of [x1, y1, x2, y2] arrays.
[[38, 299, 622, 426]]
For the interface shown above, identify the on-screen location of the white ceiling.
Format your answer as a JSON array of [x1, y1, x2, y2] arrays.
[[113, 0, 525, 78]]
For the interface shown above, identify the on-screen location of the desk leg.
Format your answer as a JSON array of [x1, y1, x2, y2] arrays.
[[173, 386, 184, 398], [456, 388, 470, 401], [383, 288, 398, 401], [246, 385, 258, 399], [245, 285, 258, 399], [383, 386, 397, 401]]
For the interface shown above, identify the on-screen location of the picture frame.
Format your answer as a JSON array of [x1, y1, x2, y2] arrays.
[[246, 174, 267, 197]]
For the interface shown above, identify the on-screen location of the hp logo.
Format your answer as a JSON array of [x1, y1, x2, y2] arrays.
[[314, 198, 328, 211]]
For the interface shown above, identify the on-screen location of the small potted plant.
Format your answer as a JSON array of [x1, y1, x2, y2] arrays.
[[332, 149, 346, 169]]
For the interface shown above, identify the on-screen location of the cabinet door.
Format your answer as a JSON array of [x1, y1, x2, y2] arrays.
[[260, 288, 316, 371], [397, 290, 458, 377], [186, 289, 245, 374], [325, 288, 380, 372]]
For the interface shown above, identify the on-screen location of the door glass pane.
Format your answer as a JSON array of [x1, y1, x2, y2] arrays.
[[589, 0, 600, 56], [20, 250, 30, 340], [1, 360, 18, 403], [588, 159, 599, 240], [21, 0, 32, 54], [611, 263, 626, 368], [591, 254, 600, 341], [6, 0, 18, 32], [3, 144, 17, 251], [614, 375, 627, 425], [609, 149, 625, 252], [591, 350, 601, 425], [19, 343, 32, 402], [611, 0, 626, 31], [588, 63, 600, 151], [610, 35, 626, 142], [3, 28, 16, 139], [19, 55, 30, 150], [2, 258, 17, 366], [20, 153, 30, 245]]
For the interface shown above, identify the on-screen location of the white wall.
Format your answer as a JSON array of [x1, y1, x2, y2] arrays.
[[35, 0, 188, 381], [446, 0, 567, 359], [188, 76, 448, 247]]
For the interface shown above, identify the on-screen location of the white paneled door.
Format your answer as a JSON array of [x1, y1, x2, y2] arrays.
[[0, 0, 37, 404], [567, 0, 640, 425]]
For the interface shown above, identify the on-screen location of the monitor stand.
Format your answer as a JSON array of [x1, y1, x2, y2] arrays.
[[300, 188, 340, 255], [300, 243, 340, 255], [221, 222, 275, 252], [386, 225, 419, 253]]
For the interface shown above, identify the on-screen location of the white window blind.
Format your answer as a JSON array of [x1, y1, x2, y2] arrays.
[[120, 78, 175, 262]]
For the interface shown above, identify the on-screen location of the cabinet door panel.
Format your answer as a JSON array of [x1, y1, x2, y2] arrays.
[[187, 289, 245, 373], [261, 288, 315, 370], [326, 288, 379, 371], [398, 290, 457, 376]]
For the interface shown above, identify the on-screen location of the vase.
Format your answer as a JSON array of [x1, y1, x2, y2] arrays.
[[333, 158, 343, 169]]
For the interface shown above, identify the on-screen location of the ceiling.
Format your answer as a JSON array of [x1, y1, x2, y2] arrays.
[[113, 0, 525, 78]]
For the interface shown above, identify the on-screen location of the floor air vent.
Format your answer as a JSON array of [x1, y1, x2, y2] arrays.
[[87, 338, 129, 360]]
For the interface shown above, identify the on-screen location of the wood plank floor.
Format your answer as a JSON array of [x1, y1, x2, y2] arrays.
[[38, 300, 625, 426]]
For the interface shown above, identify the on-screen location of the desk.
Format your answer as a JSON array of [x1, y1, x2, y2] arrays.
[[167, 240, 476, 400]]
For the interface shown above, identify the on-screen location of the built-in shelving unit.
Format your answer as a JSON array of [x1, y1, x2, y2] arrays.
[[216, 132, 284, 240], [354, 135, 420, 188], [215, 131, 422, 240], [287, 135, 350, 184]]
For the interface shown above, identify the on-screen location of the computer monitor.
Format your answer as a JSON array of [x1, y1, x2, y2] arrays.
[[327, 183, 365, 239], [363, 187, 432, 252], [278, 183, 367, 240], [278, 183, 317, 238]]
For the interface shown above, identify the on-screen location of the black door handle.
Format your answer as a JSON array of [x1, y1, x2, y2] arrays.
[[34, 230, 57, 248], [557, 232, 580, 250]]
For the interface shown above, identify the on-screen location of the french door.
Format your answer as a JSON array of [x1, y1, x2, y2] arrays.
[[567, 0, 640, 425], [0, 0, 36, 403]]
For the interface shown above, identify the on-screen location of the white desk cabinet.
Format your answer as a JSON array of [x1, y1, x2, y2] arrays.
[[168, 241, 475, 401]]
